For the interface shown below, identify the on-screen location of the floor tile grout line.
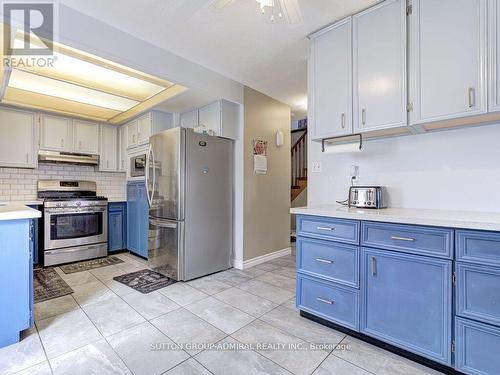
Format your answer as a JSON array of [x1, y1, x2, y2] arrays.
[[308, 334, 349, 375]]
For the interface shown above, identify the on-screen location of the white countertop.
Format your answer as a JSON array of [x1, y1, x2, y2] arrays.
[[0, 200, 44, 206], [291, 205, 500, 231], [108, 198, 127, 203], [0, 203, 42, 221]]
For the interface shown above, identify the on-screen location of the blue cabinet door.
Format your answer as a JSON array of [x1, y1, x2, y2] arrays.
[[360, 247, 452, 365], [108, 203, 126, 253], [456, 317, 500, 375], [127, 182, 148, 258], [0, 219, 31, 348]]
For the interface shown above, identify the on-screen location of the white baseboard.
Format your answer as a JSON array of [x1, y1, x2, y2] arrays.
[[232, 247, 292, 270]]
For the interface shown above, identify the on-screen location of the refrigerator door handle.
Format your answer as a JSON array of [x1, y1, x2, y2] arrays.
[[151, 144, 156, 206], [150, 218, 178, 229], [145, 144, 153, 207]]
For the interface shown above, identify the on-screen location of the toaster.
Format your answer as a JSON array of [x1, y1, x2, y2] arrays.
[[348, 186, 387, 209]]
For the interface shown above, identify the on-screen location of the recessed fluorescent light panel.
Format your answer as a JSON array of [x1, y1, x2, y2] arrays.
[[1, 32, 187, 123]]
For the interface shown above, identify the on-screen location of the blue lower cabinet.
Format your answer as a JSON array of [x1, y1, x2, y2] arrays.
[[455, 317, 500, 375], [297, 273, 359, 330], [108, 202, 127, 253], [360, 247, 452, 365], [456, 262, 500, 327], [0, 219, 33, 348], [127, 182, 148, 258], [297, 237, 359, 288]]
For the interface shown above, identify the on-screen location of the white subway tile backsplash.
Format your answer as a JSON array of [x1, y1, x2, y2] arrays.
[[0, 164, 126, 202]]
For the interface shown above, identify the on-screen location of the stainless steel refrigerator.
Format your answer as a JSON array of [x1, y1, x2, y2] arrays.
[[146, 127, 233, 281]]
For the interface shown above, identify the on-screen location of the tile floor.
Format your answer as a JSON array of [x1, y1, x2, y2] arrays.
[[0, 252, 442, 375]]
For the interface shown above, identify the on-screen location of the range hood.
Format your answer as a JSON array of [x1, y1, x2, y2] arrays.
[[38, 150, 99, 166]]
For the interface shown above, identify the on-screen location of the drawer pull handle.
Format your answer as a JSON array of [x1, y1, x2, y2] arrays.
[[391, 236, 416, 242], [316, 258, 334, 264], [317, 297, 334, 305], [317, 226, 334, 231]]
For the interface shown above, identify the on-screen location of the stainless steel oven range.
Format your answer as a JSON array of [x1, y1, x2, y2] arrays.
[[38, 180, 108, 266]]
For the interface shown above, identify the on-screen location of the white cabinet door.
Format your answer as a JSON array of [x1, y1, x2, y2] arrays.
[[220, 100, 240, 140], [199, 101, 220, 135], [0, 108, 37, 168], [137, 114, 151, 145], [489, 0, 500, 112], [74, 120, 99, 154], [40, 114, 72, 152], [118, 126, 127, 172], [310, 17, 353, 139], [353, 0, 407, 132], [126, 120, 138, 148], [180, 109, 199, 128], [100, 126, 118, 172], [409, 0, 487, 124]]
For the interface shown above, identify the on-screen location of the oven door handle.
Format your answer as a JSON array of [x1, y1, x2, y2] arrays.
[[45, 208, 106, 214]]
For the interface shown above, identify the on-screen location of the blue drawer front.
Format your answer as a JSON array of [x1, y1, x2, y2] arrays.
[[361, 221, 453, 259], [297, 274, 359, 331], [297, 237, 359, 288], [457, 263, 500, 328], [297, 215, 359, 245], [457, 230, 500, 267], [361, 248, 452, 365], [456, 317, 500, 375]]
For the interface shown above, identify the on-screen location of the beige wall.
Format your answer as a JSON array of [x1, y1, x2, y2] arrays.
[[242, 87, 291, 261]]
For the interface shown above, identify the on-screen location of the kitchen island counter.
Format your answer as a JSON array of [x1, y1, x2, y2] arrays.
[[0, 203, 42, 221]]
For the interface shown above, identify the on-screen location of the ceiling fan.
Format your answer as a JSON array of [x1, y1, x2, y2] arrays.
[[211, 0, 303, 26]]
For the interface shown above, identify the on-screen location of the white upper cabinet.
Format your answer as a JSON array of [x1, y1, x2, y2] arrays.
[[118, 126, 127, 172], [310, 17, 353, 140], [0, 108, 37, 168], [353, 0, 407, 132], [409, 0, 487, 124], [179, 101, 239, 140], [99, 126, 118, 172], [40, 114, 72, 152], [73, 120, 99, 154], [180, 109, 199, 128], [137, 113, 151, 146], [198, 102, 220, 135], [126, 119, 138, 149], [489, 0, 500, 112]]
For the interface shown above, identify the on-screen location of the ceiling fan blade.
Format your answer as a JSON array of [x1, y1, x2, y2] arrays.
[[210, 0, 236, 11], [279, 0, 303, 26]]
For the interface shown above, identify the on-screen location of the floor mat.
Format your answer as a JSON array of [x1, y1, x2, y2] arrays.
[[113, 269, 177, 294], [59, 256, 124, 274], [34, 268, 73, 303]]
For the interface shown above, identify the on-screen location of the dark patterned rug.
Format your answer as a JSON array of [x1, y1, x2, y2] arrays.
[[113, 269, 177, 294], [34, 268, 73, 303], [59, 256, 124, 274]]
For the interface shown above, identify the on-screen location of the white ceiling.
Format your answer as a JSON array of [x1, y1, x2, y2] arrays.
[[58, 0, 377, 119]]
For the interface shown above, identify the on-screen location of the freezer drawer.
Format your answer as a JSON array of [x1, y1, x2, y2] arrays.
[[148, 217, 184, 280]]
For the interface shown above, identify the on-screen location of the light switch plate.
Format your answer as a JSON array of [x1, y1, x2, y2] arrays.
[[312, 161, 322, 173]]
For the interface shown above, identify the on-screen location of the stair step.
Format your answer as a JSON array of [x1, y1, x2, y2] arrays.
[[297, 177, 307, 181], [291, 185, 301, 189]]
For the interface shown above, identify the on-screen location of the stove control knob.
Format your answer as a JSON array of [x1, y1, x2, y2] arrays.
[[76, 202, 81, 206], [56, 203, 61, 207]]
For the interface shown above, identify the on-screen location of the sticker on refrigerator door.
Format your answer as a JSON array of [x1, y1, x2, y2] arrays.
[[199, 141, 207, 147], [201, 166, 209, 174]]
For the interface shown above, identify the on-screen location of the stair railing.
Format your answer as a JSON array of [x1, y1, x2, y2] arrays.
[[291, 130, 307, 188]]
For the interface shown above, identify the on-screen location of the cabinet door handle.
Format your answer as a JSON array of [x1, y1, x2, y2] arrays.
[[468, 87, 475, 108], [391, 236, 415, 242], [121, 160, 124, 169], [133, 134, 136, 143], [362, 109, 366, 126], [341, 113, 346, 129], [317, 226, 334, 231], [79, 140, 82, 149], [25, 153, 29, 163], [107, 160, 109, 169], [61, 138, 64, 147], [316, 297, 334, 305], [316, 258, 334, 264], [370, 256, 377, 276]]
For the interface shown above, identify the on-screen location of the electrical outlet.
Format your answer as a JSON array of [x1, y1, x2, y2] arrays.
[[312, 161, 322, 173]]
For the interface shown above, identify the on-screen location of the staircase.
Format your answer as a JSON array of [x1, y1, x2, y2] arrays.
[[291, 129, 307, 201]]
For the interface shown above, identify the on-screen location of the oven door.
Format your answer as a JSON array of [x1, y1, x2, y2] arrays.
[[44, 207, 108, 250]]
